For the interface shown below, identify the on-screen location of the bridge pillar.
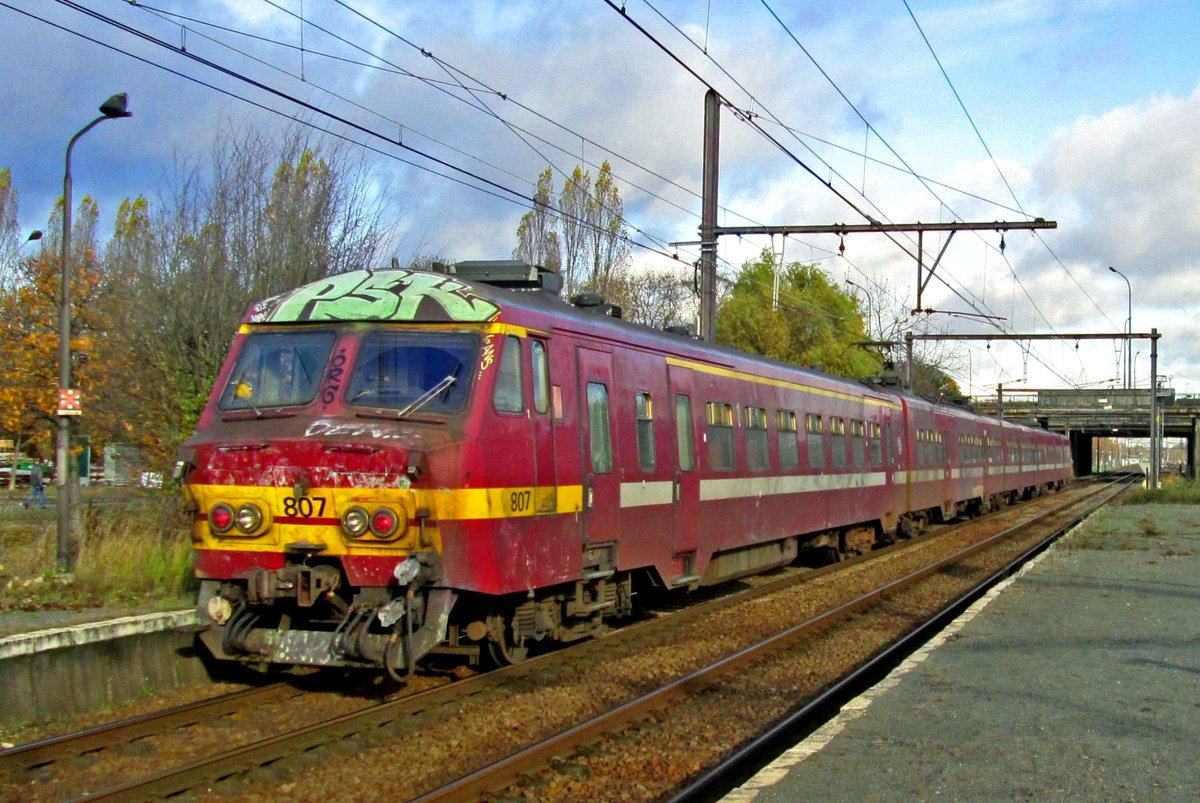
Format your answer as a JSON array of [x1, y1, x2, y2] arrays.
[[1071, 431, 1093, 477], [1190, 418, 1199, 480]]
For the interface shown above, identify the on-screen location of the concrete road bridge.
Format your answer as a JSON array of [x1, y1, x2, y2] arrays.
[[971, 386, 1199, 480]]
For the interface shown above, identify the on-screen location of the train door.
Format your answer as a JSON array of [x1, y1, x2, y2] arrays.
[[576, 347, 619, 547], [529, 338, 557, 515], [668, 365, 700, 572]]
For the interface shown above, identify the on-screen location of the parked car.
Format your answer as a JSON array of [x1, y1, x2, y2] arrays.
[[0, 458, 54, 485]]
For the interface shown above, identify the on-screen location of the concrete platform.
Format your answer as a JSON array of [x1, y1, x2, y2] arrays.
[[0, 606, 203, 730], [726, 504, 1200, 802]]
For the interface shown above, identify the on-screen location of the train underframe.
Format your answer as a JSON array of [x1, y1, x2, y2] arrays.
[[196, 560, 634, 680]]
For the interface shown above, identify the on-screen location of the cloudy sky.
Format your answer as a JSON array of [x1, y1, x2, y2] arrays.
[[2, 0, 1198, 396]]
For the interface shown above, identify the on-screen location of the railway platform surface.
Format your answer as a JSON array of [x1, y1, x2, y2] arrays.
[[725, 504, 1200, 802]]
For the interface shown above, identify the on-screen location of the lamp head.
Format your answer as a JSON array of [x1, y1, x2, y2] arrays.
[[99, 93, 132, 119], [26, 230, 43, 242]]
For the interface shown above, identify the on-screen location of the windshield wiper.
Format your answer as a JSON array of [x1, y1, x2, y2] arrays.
[[395, 374, 457, 419], [229, 370, 262, 416]]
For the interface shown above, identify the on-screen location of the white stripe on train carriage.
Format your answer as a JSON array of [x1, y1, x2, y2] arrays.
[[619, 480, 675, 508], [619, 461, 1072, 509], [697, 471, 888, 503]]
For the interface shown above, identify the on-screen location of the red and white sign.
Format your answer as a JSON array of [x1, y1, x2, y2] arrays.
[[57, 388, 82, 416]]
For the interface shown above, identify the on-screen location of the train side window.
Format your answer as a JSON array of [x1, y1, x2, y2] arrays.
[[869, 422, 883, 465], [636, 392, 656, 472], [706, 402, 735, 471], [531, 340, 550, 414], [675, 394, 694, 472], [777, 410, 798, 471], [851, 420, 865, 468], [805, 413, 825, 470], [587, 381, 612, 473], [830, 417, 846, 469], [493, 335, 524, 413], [745, 406, 769, 471]]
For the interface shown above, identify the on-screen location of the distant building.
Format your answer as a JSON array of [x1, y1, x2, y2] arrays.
[[103, 443, 144, 486]]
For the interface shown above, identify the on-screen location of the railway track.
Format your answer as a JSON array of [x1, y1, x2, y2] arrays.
[[0, 476, 1132, 801], [420, 474, 1134, 801]]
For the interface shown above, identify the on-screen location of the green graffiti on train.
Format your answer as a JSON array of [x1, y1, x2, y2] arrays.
[[256, 270, 501, 324]]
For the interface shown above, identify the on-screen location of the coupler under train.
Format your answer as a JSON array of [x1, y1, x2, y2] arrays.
[[195, 554, 453, 681]]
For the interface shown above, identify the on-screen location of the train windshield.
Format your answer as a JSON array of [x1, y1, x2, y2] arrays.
[[218, 330, 336, 411], [347, 331, 477, 415]]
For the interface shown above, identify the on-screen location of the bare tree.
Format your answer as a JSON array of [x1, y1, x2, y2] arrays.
[[513, 168, 561, 273], [0, 168, 20, 290], [557, 166, 590, 298], [101, 122, 390, 461], [607, 266, 694, 330], [585, 162, 631, 299]]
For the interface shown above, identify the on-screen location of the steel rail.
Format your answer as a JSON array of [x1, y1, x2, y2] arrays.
[[0, 682, 297, 774], [416, 476, 1132, 802], [669, 473, 1137, 801], [65, 476, 1127, 801]]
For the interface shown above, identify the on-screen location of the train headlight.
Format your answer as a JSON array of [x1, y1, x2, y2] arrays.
[[209, 503, 235, 533], [370, 507, 400, 538], [235, 503, 263, 534], [341, 506, 370, 538]]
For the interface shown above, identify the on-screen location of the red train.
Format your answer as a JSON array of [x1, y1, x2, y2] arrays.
[[177, 261, 1072, 677]]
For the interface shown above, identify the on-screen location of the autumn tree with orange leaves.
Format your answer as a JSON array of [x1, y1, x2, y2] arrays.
[[0, 123, 391, 470], [0, 195, 107, 466]]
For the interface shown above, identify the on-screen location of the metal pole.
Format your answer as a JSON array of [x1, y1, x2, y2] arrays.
[[56, 96, 130, 574], [905, 332, 913, 390], [1149, 329, 1159, 489], [699, 89, 719, 342], [846, 279, 874, 339], [57, 121, 99, 572], [1109, 266, 1131, 389]]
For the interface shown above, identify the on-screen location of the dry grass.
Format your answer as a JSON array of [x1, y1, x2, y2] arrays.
[[0, 489, 195, 611], [1119, 474, 1200, 505]]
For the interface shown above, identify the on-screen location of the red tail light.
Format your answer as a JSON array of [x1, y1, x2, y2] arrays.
[[209, 503, 235, 533], [370, 507, 400, 538]]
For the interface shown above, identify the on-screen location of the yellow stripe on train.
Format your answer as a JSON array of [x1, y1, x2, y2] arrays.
[[186, 482, 585, 526]]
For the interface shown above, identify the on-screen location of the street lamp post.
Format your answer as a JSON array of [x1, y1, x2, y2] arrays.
[[57, 93, 131, 574], [1108, 266, 1131, 389], [846, 278, 875, 339]]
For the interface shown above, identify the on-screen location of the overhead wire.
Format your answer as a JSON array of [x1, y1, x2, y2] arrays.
[[22, 0, 693, 269], [131, 0, 871, 318], [630, 0, 1099, 388], [22, 1, 1092, 374], [748, 1, 1080, 385], [899, 0, 1120, 341], [627, 0, 1029, 329], [135, 0, 697, 266], [753, 0, 1061, 332], [207, 0, 814, 312], [744, 0, 1084, 384], [605, 0, 1055, 373]]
